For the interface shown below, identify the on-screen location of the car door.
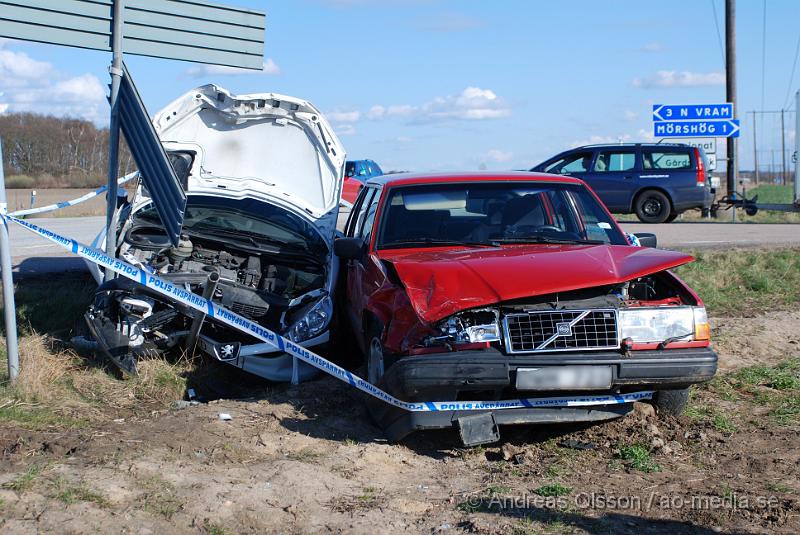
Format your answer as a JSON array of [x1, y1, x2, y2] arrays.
[[344, 186, 382, 338], [585, 148, 639, 211], [640, 147, 694, 209]]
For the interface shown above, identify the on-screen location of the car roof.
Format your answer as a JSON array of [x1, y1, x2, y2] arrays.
[[364, 171, 585, 188], [569, 142, 695, 150]]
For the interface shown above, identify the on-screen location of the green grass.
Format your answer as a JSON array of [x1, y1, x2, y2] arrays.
[[617, 444, 661, 473], [202, 520, 229, 535], [747, 184, 794, 204], [2, 463, 47, 493], [2, 276, 96, 336], [533, 483, 572, 497], [57, 485, 109, 507], [0, 400, 88, 430], [674, 248, 800, 316]]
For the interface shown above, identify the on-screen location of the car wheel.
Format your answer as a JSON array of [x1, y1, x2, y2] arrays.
[[634, 190, 672, 224], [664, 212, 679, 223], [651, 388, 689, 416], [367, 335, 386, 385]]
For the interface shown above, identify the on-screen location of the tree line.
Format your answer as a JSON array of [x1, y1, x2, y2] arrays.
[[0, 112, 133, 188]]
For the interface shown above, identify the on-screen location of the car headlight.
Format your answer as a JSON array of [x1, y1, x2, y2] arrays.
[[288, 296, 332, 342], [438, 311, 501, 344], [619, 306, 710, 343]]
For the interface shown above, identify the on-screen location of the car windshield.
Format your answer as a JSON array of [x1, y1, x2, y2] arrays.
[[132, 195, 327, 254], [377, 182, 628, 249]]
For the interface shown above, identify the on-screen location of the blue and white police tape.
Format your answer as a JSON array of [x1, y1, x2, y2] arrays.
[[8, 172, 139, 217], [3, 214, 654, 412]]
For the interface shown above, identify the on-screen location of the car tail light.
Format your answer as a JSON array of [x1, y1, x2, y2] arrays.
[[694, 148, 706, 187]]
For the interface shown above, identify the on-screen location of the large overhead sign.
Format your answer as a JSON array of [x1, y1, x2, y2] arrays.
[[652, 103, 740, 139], [0, 0, 265, 69]]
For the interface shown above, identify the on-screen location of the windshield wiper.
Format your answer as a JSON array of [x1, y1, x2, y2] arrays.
[[491, 236, 605, 245], [380, 238, 498, 248]]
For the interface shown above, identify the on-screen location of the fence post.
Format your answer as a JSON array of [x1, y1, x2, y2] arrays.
[[0, 140, 20, 382]]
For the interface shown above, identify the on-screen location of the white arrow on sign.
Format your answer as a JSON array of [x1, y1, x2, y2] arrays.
[[652, 105, 665, 121]]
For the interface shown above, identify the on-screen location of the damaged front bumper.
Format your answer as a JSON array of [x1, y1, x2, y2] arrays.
[[371, 346, 717, 441]]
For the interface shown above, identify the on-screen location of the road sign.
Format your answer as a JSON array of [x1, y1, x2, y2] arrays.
[[652, 104, 733, 122], [654, 120, 740, 138], [0, 0, 266, 69], [706, 153, 717, 171], [660, 137, 717, 154]]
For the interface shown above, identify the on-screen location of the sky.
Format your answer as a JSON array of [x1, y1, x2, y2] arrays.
[[0, 0, 798, 173]]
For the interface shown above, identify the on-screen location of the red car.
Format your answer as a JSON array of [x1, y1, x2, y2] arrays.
[[335, 172, 716, 444]]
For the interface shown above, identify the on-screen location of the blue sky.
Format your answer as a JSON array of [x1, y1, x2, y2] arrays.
[[0, 0, 798, 172]]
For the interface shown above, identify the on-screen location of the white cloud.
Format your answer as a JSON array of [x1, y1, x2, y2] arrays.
[[0, 47, 106, 123], [0, 103, 8, 114], [415, 87, 510, 123], [387, 104, 417, 117], [633, 70, 725, 89], [334, 123, 356, 136], [570, 134, 633, 148], [366, 105, 385, 120], [184, 58, 281, 78], [327, 110, 361, 123], [624, 110, 638, 121], [640, 42, 664, 53], [484, 149, 513, 162]]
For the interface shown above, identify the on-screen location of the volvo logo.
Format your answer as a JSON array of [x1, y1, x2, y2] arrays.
[[556, 322, 573, 337]]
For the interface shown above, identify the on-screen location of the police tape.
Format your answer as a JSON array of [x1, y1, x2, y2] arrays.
[[2, 214, 654, 412], [8, 172, 139, 217]]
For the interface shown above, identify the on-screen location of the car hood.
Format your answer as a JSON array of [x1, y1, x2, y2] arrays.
[[378, 244, 694, 323], [148, 85, 345, 244]]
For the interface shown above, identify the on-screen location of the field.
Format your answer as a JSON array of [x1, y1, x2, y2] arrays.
[[0, 248, 798, 534], [5, 189, 108, 218]]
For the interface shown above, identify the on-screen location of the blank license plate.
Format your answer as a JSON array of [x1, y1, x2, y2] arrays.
[[516, 366, 613, 391]]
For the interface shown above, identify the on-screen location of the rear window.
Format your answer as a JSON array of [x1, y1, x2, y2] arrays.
[[644, 150, 692, 170]]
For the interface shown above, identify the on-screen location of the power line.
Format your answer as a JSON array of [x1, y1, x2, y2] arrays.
[[783, 32, 800, 109], [710, 0, 725, 66], [760, 0, 767, 111]]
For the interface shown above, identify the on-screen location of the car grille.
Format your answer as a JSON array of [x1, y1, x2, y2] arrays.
[[231, 302, 268, 319], [503, 309, 618, 353]]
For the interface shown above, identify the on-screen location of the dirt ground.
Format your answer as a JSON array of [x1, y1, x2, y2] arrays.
[[0, 309, 798, 534], [5, 189, 108, 218]]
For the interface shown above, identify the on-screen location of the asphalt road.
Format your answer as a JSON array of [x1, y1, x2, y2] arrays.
[[4, 215, 798, 276]]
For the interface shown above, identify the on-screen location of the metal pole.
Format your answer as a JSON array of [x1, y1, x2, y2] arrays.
[[725, 0, 738, 198], [781, 109, 786, 186], [752, 111, 759, 184], [104, 0, 124, 282], [185, 271, 220, 354], [0, 141, 19, 382], [795, 90, 800, 204]]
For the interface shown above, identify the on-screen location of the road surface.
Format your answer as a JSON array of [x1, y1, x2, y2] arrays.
[[4, 215, 798, 276]]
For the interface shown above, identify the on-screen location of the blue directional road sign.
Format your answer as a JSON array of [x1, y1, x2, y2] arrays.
[[652, 104, 733, 122], [654, 120, 740, 138]]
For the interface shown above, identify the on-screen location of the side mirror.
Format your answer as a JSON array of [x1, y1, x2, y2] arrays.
[[334, 237, 364, 259], [634, 233, 657, 248]]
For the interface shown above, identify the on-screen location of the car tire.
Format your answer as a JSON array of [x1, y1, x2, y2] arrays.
[[664, 212, 679, 223], [364, 321, 391, 385], [634, 190, 672, 224], [651, 388, 690, 416]]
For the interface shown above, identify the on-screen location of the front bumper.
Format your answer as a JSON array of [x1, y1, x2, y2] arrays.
[[372, 346, 716, 441]]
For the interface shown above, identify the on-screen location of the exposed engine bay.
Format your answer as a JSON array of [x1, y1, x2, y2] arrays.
[[81, 217, 330, 375]]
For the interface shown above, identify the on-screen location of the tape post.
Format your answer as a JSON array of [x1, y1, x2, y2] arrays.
[[3, 214, 653, 413]]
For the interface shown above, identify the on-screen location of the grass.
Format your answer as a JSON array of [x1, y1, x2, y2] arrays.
[[674, 248, 800, 316], [202, 520, 229, 535], [57, 485, 109, 507], [2, 463, 47, 492], [533, 483, 572, 497], [617, 444, 661, 473], [139, 476, 182, 519]]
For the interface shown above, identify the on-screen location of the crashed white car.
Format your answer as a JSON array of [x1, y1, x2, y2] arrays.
[[82, 85, 345, 382]]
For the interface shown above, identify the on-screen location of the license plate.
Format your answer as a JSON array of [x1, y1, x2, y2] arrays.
[[515, 366, 612, 391]]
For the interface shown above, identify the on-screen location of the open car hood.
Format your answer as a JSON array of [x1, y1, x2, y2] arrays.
[[378, 244, 694, 323], [150, 85, 345, 228]]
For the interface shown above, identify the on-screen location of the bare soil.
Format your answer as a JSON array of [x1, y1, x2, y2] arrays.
[[5, 189, 106, 218], [0, 311, 798, 534]]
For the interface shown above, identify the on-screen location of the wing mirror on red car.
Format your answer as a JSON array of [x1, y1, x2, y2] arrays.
[[333, 237, 365, 259], [634, 233, 657, 248]]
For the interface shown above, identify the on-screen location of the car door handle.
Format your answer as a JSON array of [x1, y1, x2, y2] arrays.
[[624, 175, 634, 179]]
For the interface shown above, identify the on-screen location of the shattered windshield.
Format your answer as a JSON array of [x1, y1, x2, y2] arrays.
[[133, 195, 328, 254], [377, 182, 627, 249]]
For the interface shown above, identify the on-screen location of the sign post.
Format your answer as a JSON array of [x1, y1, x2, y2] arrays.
[[105, 0, 124, 281], [0, 140, 19, 382]]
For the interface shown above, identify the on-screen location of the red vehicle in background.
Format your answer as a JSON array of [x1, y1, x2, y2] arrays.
[[334, 172, 716, 445]]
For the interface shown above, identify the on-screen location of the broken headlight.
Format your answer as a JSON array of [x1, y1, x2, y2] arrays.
[[287, 295, 332, 343], [435, 310, 501, 344], [619, 306, 710, 343]]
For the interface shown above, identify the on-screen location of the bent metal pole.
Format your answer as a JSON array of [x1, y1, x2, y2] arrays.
[[105, 0, 125, 282], [0, 141, 19, 381]]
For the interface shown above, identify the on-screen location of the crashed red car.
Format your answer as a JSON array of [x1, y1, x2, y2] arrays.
[[335, 172, 716, 444]]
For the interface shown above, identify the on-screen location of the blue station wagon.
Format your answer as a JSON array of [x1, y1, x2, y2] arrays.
[[530, 143, 714, 223]]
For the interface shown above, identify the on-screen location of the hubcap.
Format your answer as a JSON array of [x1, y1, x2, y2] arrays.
[[368, 337, 385, 385], [643, 198, 662, 216]]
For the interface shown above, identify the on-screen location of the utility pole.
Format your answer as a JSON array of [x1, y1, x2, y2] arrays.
[[780, 109, 786, 185], [726, 0, 738, 197], [104, 0, 124, 282], [795, 90, 799, 204], [751, 111, 759, 184]]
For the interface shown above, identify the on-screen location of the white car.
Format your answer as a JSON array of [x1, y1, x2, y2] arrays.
[[83, 85, 345, 382]]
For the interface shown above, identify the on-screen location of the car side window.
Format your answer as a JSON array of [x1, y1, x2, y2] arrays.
[[644, 150, 691, 170], [594, 150, 636, 172], [370, 161, 383, 175], [358, 189, 382, 247], [544, 152, 593, 174], [345, 187, 371, 237], [352, 188, 376, 238]]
